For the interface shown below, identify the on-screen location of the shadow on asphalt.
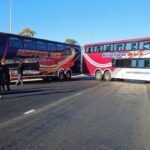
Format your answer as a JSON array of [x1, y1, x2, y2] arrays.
[[10, 76, 95, 85], [3, 89, 79, 99]]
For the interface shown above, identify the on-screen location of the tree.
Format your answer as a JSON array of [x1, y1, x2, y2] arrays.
[[18, 27, 36, 37], [64, 39, 78, 45]]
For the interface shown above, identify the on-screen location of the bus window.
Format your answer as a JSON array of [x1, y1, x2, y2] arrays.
[[145, 59, 150, 68], [122, 59, 131, 68], [57, 44, 65, 52], [86, 46, 94, 53], [23, 39, 35, 49], [90, 46, 94, 53], [85, 47, 90, 53], [131, 42, 138, 50], [139, 41, 144, 50], [115, 59, 123, 67], [61, 49, 71, 55], [93, 46, 97, 53], [48, 43, 57, 52], [131, 60, 137, 67], [138, 60, 144, 68], [9, 37, 22, 48], [36, 41, 47, 50], [114, 43, 125, 51], [125, 43, 132, 51], [93, 46, 102, 53], [143, 41, 150, 50], [103, 45, 112, 52], [95, 45, 103, 52]]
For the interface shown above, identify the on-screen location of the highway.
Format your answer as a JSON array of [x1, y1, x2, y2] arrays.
[[0, 77, 150, 150]]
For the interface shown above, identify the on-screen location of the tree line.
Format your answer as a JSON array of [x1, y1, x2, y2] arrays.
[[18, 27, 78, 45]]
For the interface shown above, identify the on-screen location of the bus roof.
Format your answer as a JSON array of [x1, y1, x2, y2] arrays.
[[84, 37, 150, 47], [0, 32, 79, 47]]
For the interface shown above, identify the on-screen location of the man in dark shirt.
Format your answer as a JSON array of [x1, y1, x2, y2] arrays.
[[1, 61, 10, 91]]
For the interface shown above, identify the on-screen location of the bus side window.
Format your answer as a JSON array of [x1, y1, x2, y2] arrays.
[[131, 60, 137, 67], [94, 46, 102, 52], [61, 49, 71, 55], [48, 43, 57, 52], [138, 60, 144, 68], [143, 41, 150, 50], [125, 43, 132, 51], [36, 41, 47, 50], [23, 39, 35, 49], [57, 44, 65, 52], [131, 42, 138, 50], [139, 41, 144, 50], [85, 47, 90, 53], [114, 43, 124, 51], [89, 46, 94, 53], [145, 59, 150, 68], [112, 59, 116, 66], [93, 46, 97, 53], [104, 45, 112, 52], [9, 37, 23, 48]]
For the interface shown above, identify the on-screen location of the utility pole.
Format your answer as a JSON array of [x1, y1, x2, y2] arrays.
[[10, 0, 12, 33]]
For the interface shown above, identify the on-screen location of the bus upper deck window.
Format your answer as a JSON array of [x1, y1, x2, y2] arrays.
[[114, 43, 124, 51], [131, 42, 138, 50], [104, 45, 112, 52], [125, 43, 132, 51], [139, 41, 144, 50], [143, 41, 150, 50], [85, 47, 91, 53]]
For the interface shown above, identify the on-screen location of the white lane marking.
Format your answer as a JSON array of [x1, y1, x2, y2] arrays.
[[0, 87, 96, 129], [24, 109, 36, 115]]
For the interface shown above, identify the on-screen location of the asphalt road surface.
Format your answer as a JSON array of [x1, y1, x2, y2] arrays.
[[0, 77, 150, 150]]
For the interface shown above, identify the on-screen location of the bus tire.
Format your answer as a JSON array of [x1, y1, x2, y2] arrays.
[[59, 71, 65, 80], [95, 70, 103, 81], [104, 71, 111, 81], [65, 70, 71, 80]]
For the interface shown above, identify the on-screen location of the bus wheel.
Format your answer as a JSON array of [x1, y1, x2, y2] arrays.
[[104, 71, 111, 81], [65, 70, 71, 80], [59, 71, 65, 80], [95, 70, 103, 81]]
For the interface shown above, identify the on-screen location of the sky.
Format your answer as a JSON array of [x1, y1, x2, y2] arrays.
[[0, 0, 150, 45]]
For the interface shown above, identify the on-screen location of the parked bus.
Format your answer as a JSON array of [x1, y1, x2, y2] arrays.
[[83, 37, 150, 81], [0, 32, 81, 81]]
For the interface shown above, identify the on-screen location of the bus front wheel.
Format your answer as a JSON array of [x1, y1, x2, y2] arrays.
[[104, 71, 111, 81], [95, 70, 103, 81]]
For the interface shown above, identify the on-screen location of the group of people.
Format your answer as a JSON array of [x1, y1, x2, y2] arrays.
[[0, 59, 24, 98]]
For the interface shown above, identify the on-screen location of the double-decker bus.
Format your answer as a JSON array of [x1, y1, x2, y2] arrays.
[[0, 32, 81, 81], [83, 37, 150, 81]]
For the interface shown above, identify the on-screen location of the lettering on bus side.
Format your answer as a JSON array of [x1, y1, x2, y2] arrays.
[[102, 52, 127, 58], [102, 51, 143, 58]]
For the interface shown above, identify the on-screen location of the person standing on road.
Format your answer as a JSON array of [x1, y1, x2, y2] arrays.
[[1, 60, 11, 91], [16, 59, 24, 86]]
